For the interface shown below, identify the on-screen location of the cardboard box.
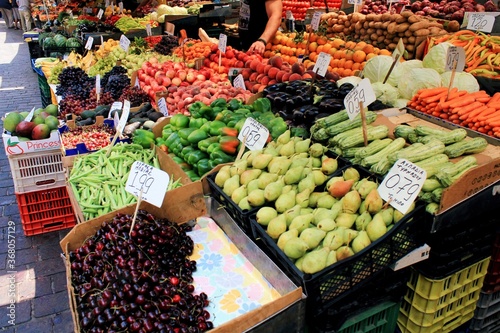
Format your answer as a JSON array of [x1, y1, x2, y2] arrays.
[[3, 130, 61, 156], [67, 145, 205, 224], [375, 112, 500, 215], [60, 197, 304, 333]]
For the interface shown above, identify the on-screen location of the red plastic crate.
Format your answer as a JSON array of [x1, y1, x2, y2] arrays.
[[483, 232, 500, 293], [16, 186, 76, 236]]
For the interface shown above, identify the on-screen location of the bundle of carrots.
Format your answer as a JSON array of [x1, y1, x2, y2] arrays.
[[428, 30, 500, 78], [408, 87, 500, 137]]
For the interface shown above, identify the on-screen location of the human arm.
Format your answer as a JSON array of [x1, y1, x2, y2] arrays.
[[247, 0, 282, 54]]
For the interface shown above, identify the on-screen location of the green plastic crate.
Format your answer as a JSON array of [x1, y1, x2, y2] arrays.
[[337, 301, 400, 333]]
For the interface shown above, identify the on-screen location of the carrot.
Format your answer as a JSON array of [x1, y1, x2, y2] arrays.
[[477, 108, 498, 121], [439, 90, 468, 109], [456, 101, 484, 116], [466, 105, 489, 121], [449, 96, 479, 109], [418, 87, 448, 99], [487, 92, 500, 106], [449, 114, 459, 120], [423, 90, 451, 104]]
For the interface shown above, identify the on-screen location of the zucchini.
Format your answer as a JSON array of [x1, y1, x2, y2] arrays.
[[315, 110, 350, 128], [414, 153, 449, 177], [436, 156, 477, 187], [414, 125, 449, 137], [337, 125, 389, 149], [421, 178, 442, 192], [355, 138, 393, 159], [342, 147, 364, 158], [425, 202, 439, 215], [361, 137, 406, 167], [393, 139, 445, 163], [418, 191, 434, 203], [330, 126, 373, 145], [394, 125, 416, 139], [431, 187, 444, 202], [370, 157, 392, 175], [325, 111, 377, 137], [387, 143, 424, 164], [407, 133, 420, 143], [416, 129, 468, 145], [444, 137, 488, 158], [313, 128, 329, 141]]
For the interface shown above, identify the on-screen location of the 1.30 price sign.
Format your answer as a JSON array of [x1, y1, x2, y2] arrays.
[[125, 161, 170, 208], [377, 159, 427, 214], [238, 117, 269, 150]]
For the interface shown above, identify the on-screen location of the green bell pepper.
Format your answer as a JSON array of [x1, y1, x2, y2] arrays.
[[165, 132, 179, 147], [188, 102, 206, 118], [178, 127, 197, 140], [132, 129, 155, 149], [161, 124, 174, 139], [210, 149, 234, 164], [186, 150, 209, 166], [234, 118, 246, 133], [181, 146, 196, 159], [171, 155, 185, 164], [198, 136, 220, 152], [187, 129, 209, 144], [185, 170, 200, 181], [207, 142, 221, 154], [197, 158, 212, 177], [189, 118, 208, 129], [207, 120, 225, 136], [170, 114, 190, 128], [210, 98, 227, 109], [200, 121, 212, 133], [253, 98, 271, 113], [228, 99, 243, 111]]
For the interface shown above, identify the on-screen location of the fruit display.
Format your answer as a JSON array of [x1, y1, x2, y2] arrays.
[[114, 16, 158, 33], [409, 0, 498, 22], [281, 0, 338, 20], [3, 104, 59, 140], [61, 124, 115, 151], [312, 0, 343, 10], [118, 86, 150, 107], [158, 98, 287, 181], [69, 212, 211, 332], [149, 4, 189, 23], [102, 66, 131, 100], [203, 45, 263, 74], [359, 0, 411, 15], [172, 40, 215, 65], [152, 35, 179, 55]]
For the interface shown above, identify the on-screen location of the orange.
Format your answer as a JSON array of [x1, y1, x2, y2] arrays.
[[344, 50, 354, 61], [289, 56, 298, 64], [353, 50, 366, 63], [334, 50, 343, 59], [342, 68, 353, 77], [310, 52, 318, 62], [362, 44, 375, 54], [331, 39, 345, 49], [309, 42, 318, 53], [272, 35, 282, 44], [354, 41, 366, 51], [379, 49, 391, 56], [352, 62, 361, 70], [317, 45, 324, 53], [366, 52, 376, 60], [328, 47, 337, 56], [309, 33, 317, 43], [287, 38, 296, 48], [317, 37, 328, 45], [345, 41, 356, 49], [344, 60, 353, 69], [322, 43, 332, 53], [337, 58, 346, 68]]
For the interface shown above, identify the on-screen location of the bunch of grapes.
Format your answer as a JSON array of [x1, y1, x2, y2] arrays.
[[102, 65, 128, 87], [118, 86, 150, 107], [56, 67, 94, 99], [153, 35, 179, 55], [104, 74, 130, 100]]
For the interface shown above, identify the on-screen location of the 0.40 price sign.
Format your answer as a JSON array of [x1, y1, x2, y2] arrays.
[[238, 117, 269, 150], [125, 161, 170, 208]]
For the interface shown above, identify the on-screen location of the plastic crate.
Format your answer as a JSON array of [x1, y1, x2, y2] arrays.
[[483, 231, 500, 293], [28, 41, 43, 59], [335, 301, 401, 333], [9, 150, 65, 193], [469, 290, 500, 332], [397, 257, 490, 333], [16, 186, 76, 236]]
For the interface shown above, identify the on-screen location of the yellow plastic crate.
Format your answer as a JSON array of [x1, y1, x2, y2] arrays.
[[397, 257, 490, 333]]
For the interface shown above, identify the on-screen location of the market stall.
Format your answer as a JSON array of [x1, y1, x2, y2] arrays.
[[5, 0, 500, 332]]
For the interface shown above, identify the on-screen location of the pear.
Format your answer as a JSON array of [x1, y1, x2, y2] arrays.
[[282, 185, 294, 194], [256, 207, 278, 226], [215, 166, 231, 187], [300, 227, 326, 249], [240, 169, 262, 186], [312, 170, 328, 186], [242, 150, 260, 166], [326, 176, 345, 192], [257, 172, 279, 190], [359, 201, 367, 214], [267, 214, 287, 239], [247, 179, 260, 193], [302, 247, 330, 274], [277, 229, 299, 251], [317, 194, 337, 209], [284, 166, 305, 185], [284, 205, 302, 226], [241, 150, 252, 162], [355, 211, 372, 231], [336, 246, 355, 261], [366, 214, 387, 241], [230, 159, 247, 176], [317, 218, 337, 232], [343, 167, 360, 182], [323, 227, 346, 250], [352, 231, 371, 253], [313, 208, 336, 225], [283, 238, 308, 259], [326, 249, 338, 266], [277, 129, 291, 144], [379, 207, 394, 226], [358, 180, 378, 199], [279, 141, 295, 157], [231, 185, 247, 204], [275, 190, 296, 213], [330, 200, 343, 220], [342, 191, 362, 214], [223, 175, 240, 196], [295, 138, 311, 154], [301, 167, 312, 179], [264, 179, 284, 202], [251, 154, 274, 170], [329, 179, 356, 198], [301, 208, 314, 215], [312, 157, 322, 168], [238, 197, 251, 211], [289, 213, 313, 233], [321, 158, 338, 175], [296, 188, 311, 208], [394, 202, 415, 223], [309, 143, 326, 157], [290, 157, 311, 169], [265, 146, 281, 157], [247, 189, 265, 207], [309, 192, 328, 208], [292, 152, 309, 160], [268, 157, 292, 175], [364, 189, 383, 214], [298, 173, 316, 193], [295, 255, 305, 271], [336, 213, 358, 228]]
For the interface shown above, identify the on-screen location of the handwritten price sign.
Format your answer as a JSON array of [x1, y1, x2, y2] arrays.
[[312, 52, 332, 77], [120, 34, 130, 52], [378, 159, 427, 214], [311, 12, 322, 31], [85, 36, 93, 50], [218, 34, 227, 53], [125, 161, 170, 208], [344, 78, 376, 120], [232, 74, 246, 90], [445, 46, 465, 72], [466, 12, 496, 32], [157, 97, 168, 116], [238, 118, 269, 151]]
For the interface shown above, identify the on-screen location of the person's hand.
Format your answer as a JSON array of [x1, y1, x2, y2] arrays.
[[247, 40, 266, 55]]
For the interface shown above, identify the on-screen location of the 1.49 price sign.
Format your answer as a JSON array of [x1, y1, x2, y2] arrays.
[[125, 161, 170, 208], [377, 159, 427, 214]]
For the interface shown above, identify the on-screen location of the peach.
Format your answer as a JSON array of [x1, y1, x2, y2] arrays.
[[172, 77, 182, 86], [251, 84, 261, 94], [268, 55, 283, 68], [261, 76, 270, 86], [249, 72, 259, 82], [250, 59, 260, 71], [166, 70, 176, 79], [291, 63, 304, 75], [302, 73, 313, 79], [268, 67, 279, 79], [264, 64, 273, 74], [268, 79, 277, 85], [256, 63, 266, 74], [282, 73, 291, 82], [289, 73, 302, 81], [241, 68, 252, 80], [245, 59, 253, 68], [177, 70, 187, 81], [245, 81, 253, 91], [161, 77, 171, 86], [256, 73, 266, 83], [276, 70, 286, 82]]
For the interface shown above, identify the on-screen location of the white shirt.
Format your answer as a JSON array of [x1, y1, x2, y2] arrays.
[[17, 0, 29, 11]]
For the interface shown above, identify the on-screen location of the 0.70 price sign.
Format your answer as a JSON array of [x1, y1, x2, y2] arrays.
[[238, 117, 269, 151], [125, 161, 170, 208]]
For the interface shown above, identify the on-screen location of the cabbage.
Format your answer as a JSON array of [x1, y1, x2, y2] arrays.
[[362, 55, 399, 87], [157, 4, 174, 16], [336, 76, 362, 87], [150, 12, 158, 21], [398, 68, 442, 100], [441, 71, 479, 93], [372, 82, 399, 105], [397, 60, 423, 78], [393, 99, 410, 109], [158, 14, 166, 23], [423, 42, 453, 74], [172, 6, 188, 15]]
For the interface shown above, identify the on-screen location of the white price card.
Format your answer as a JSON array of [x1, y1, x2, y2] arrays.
[[101, 35, 104, 45], [114, 110, 120, 129], [233, 74, 246, 90], [105, 0, 109, 7], [85, 36, 94, 50], [135, 76, 140, 88], [312, 52, 332, 77], [286, 10, 293, 19], [120, 34, 130, 52], [238, 117, 269, 151], [392, 38, 405, 62], [119, 1, 123, 13], [348, 0, 363, 5], [311, 11, 322, 31], [157, 97, 168, 116], [378, 159, 427, 214], [466, 12, 496, 32], [111, 1, 115, 14], [109, 101, 123, 118], [96, 74, 101, 93], [445, 46, 466, 72], [24, 107, 36, 122], [118, 100, 130, 133], [126, 161, 170, 208], [344, 78, 376, 120], [69, 10, 73, 19], [218, 34, 227, 53], [97, 8, 104, 19], [146, 24, 152, 37]]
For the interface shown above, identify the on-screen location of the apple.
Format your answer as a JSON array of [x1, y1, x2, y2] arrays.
[[155, 71, 166, 79], [196, 74, 206, 81], [172, 77, 182, 86], [177, 70, 187, 81], [166, 69, 175, 79], [186, 72, 195, 83], [161, 77, 171, 87]]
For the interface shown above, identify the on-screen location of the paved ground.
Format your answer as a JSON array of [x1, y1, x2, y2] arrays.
[[0, 20, 74, 332]]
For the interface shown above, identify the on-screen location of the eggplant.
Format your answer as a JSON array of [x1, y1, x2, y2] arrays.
[[303, 106, 320, 124], [263, 83, 288, 95], [368, 100, 392, 111], [319, 98, 344, 113], [278, 110, 293, 121]]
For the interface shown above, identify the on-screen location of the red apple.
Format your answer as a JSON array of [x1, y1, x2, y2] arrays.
[[161, 77, 171, 87], [186, 72, 195, 83], [166, 69, 175, 79], [177, 70, 187, 81], [172, 77, 182, 86]]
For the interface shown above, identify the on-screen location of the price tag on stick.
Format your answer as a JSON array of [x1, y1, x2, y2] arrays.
[[232, 74, 246, 90], [97, 8, 103, 19], [445, 46, 465, 72], [125, 161, 170, 208], [311, 11, 322, 31], [218, 33, 227, 53], [118, 1, 123, 13], [237, 117, 269, 151], [85, 36, 94, 50], [312, 52, 332, 77], [120, 34, 130, 52], [157, 97, 168, 116], [378, 159, 427, 214], [467, 12, 496, 32], [383, 54, 400, 84], [344, 78, 376, 120], [96, 74, 101, 102], [107, 100, 130, 157], [146, 24, 152, 37]]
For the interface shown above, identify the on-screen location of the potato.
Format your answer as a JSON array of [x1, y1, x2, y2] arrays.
[[394, 14, 406, 23], [388, 43, 397, 50], [429, 27, 443, 35], [408, 36, 416, 44], [407, 52, 414, 59], [344, 20, 351, 28], [377, 35, 385, 43], [382, 21, 390, 29], [363, 21, 370, 29], [355, 21, 363, 30], [408, 15, 422, 24], [406, 44, 415, 52], [339, 15, 348, 21], [385, 39, 393, 45], [447, 20, 460, 32], [369, 21, 375, 28], [396, 23, 410, 33], [413, 28, 430, 36], [381, 13, 391, 21], [394, 36, 401, 42], [387, 22, 397, 34], [367, 28, 376, 35], [370, 33, 378, 41], [402, 37, 409, 45], [366, 13, 377, 21], [376, 29, 384, 36], [401, 11, 412, 19], [428, 22, 443, 28], [360, 28, 367, 35], [334, 25, 344, 33], [374, 22, 383, 29], [409, 21, 429, 32], [404, 29, 413, 37], [397, 32, 405, 37]]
